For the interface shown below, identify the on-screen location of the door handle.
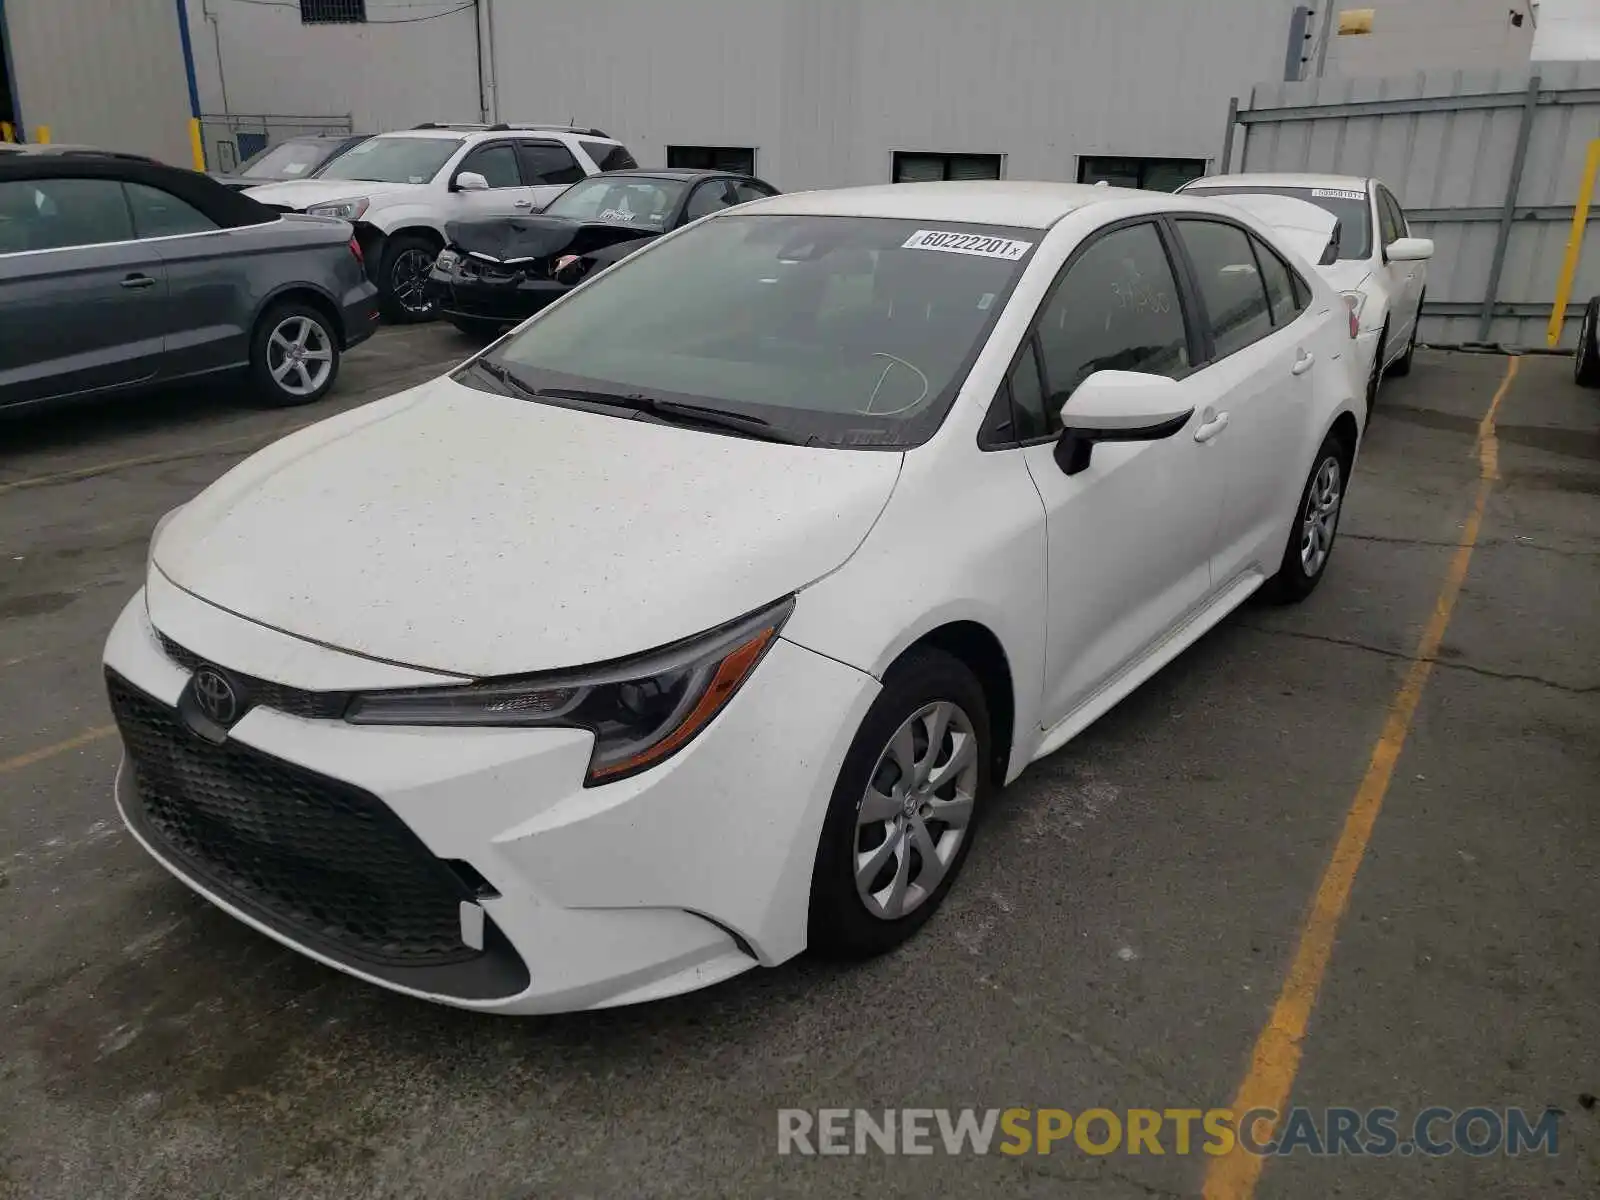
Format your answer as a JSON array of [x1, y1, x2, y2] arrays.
[[512, 199, 534, 208], [120, 273, 157, 290], [1292, 349, 1315, 376], [1194, 410, 1230, 443]]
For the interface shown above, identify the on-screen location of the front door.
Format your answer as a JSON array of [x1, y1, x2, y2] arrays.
[[449, 142, 539, 221], [0, 175, 168, 408], [1014, 219, 1228, 729]]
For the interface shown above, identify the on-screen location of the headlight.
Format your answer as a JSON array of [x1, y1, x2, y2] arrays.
[[344, 597, 795, 785], [434, 248, 460, 271], [306, 197, 370, 221]]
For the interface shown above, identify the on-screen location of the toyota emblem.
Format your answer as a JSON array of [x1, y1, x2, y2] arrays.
[[192, 666, 239, 726]]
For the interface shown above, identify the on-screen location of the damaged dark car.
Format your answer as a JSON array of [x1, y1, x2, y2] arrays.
[[425, 169, 779, 336]]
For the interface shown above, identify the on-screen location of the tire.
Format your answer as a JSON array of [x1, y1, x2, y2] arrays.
[[377, 233, 441, 323], [448, 315, 505, 340], [1388, 295, 1420, 378], [249, 301, 341, 408], [1575, 296, 1600, 388], [1365, 319, 1388, 413], [808, 648, 993, 959], [1262, 429, 1353, 605]]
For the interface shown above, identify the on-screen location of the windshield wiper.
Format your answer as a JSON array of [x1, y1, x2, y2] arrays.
[[458, 358, 540, 399], [529, 387, 808, 445]]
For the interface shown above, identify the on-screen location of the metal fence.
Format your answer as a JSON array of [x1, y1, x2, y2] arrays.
[[199, 113, 355, 174], [1219, 61, 1600, 351]]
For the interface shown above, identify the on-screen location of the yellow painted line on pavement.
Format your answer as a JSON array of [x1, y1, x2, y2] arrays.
[[0, 432, 264, 498], [1204, 355, 1519, 1199], [0, 725, 117, 775]]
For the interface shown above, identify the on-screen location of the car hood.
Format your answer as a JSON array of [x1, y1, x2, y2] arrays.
[[445, 214, 658, 264], [152, 374, 903, 677], [240, 178, 423, 209]]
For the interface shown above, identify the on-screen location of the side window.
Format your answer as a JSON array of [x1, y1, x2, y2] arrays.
[[731, 180, 776, 205], [1249, 234, 1303, 327], [1006, 340, 1052, 441], [0, 177, 134, 253], [1034, 221, 1190, 421], [518, 142, 586, 186], [580, 139, 639, 172], [1379, 188, 1407, 245], [684, 180, 738, 221], [460, 143, 521, 188], [1175, 219, 1274, 359], [123, 182, 218, 239]]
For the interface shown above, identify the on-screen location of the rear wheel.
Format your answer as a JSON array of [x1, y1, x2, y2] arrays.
[[808, 648, 991, 959], [1575, 296, 1600, 388], [1262, 429, 1351, 605], [378, 233, 440, 323], [249, 302, 340, 407]]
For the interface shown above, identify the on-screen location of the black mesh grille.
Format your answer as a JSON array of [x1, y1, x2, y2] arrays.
[[156, 631, 348, 720], [108, 670, 478, 968]]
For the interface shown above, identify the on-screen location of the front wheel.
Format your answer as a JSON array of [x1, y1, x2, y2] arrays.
[[249, 302, 341, 407], [808, 648, 992, 959], [1575, 296, 1600, 388], [378, 233, 440, 323], [1262, 430, 1351, 605]]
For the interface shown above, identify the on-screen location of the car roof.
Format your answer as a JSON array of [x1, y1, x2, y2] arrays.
[[0, 154, 278, 227], [731, 181, 1228, 230], [1185, 172, 1372, 192], [589, 168, 750, 182]]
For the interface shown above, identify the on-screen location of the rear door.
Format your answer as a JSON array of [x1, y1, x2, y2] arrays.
[[124, 179, 254, 379], [1170, 217, 1320, 587], [0, 175, 168, 408], [515, 140, 590, 212]]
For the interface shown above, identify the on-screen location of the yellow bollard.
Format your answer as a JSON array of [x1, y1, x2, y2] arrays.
[[1546, 138, 1600, 348], [0, 121, 12, 143], [34, 125, 50, 144], [188, 117, 206, 171]]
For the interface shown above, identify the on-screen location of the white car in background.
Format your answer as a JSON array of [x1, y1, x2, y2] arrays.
[[104, 182, 1363, 1014], [1180, 172, 1434, 408], [244, 123, 638, 322]]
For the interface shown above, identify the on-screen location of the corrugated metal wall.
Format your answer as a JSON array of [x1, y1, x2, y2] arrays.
[[5, 0, 193, 164], [1231, 62, 1600, 350]]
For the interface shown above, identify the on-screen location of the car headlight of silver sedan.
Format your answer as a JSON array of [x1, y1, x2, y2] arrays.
[[433, 248, 460, 272], [305, 197, 370, 221], [345, 597, 795, 785]]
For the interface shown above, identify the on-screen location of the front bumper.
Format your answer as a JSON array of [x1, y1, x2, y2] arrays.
[[102, 580, 878, 1014], [425, 265, 567, 324]]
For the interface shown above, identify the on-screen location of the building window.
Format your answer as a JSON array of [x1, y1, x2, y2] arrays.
[[667, 146, 756, 175], [1077, 156, 1206, 193], [300, 0, 366, 24], [892, 153, 1003, 183]]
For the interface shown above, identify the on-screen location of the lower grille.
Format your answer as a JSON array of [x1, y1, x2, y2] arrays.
[[108, 670, 478, 969]]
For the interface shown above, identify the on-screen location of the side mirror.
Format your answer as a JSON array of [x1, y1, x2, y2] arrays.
[[1052, 370, 1195, 476], [1386, 236, 1433, 262], [453, 171, 489, 193]]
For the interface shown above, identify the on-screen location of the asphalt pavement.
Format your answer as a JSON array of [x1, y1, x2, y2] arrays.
[[1, 334, 1595, 1199]]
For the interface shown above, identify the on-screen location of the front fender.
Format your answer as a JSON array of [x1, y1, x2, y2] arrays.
[[363, 202, 447, 238]]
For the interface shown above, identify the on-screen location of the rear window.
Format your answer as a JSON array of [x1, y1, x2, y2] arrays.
[[1184, 184, 1372, 261], [581, 140, 639, 172], [483, 214, 1039, 448]]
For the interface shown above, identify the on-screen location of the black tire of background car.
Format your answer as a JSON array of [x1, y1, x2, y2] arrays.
[[248, 300, 341, 408], [1365, 318, 1388, 413], [1575, 296, 1600, 389], [377, 233, 441, 323], [1261, 427, 1354, 605], [448, 316, 506, 341], [1388, 293, 1421, 378], [807, 647, 992, 959]]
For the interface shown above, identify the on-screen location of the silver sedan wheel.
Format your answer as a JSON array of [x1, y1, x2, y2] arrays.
[[266, 315, 334, 397], [854, 700, 979, 921], [1300, 454, 1343, 577]]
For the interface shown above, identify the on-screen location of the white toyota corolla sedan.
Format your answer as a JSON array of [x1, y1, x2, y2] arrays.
[[104, 181, 1363, 1014]]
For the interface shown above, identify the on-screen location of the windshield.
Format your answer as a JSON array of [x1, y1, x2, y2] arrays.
[[478, 214, 1036, 448], [543, 177, 687, 228], [240, 139, 336, 178], [1185, 185, 1372, 260], [316, 136, 461, 185]]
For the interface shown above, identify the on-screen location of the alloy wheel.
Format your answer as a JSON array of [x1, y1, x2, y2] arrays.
[[390, 248, 436, 316], [854, 700, 979, 920], [1300, 455, 1343, 577], [266, 315, 334, 397]]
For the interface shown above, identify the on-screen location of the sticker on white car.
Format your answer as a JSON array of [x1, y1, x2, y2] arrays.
[[1311, 188, 1367, 201], [901, 230, 1033, 260]]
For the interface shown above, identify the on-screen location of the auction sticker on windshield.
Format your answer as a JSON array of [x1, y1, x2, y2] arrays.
[[1311, 188, 1367, 201], [902, 230, 1033, 260]]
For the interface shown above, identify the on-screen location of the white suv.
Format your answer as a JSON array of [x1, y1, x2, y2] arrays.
[[244, 124, 638, 321]]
